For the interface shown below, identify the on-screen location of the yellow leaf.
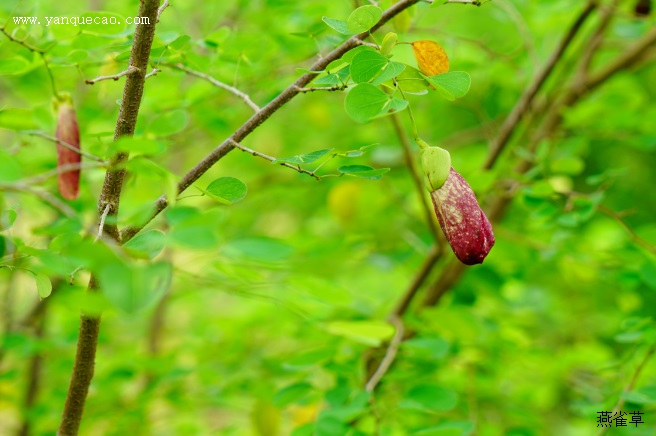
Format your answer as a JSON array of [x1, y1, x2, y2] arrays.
[[411, 40, 449, 76]]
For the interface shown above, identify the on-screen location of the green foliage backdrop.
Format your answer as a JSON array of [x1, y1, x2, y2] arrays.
[[1, 0, 656, 435]]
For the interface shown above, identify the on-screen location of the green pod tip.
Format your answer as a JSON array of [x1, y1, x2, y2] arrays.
[[421, 146, 451, 191]]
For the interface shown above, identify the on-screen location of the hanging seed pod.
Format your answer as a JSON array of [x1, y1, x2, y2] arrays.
[[54, 95, 81, 200], [429, 168, 495, 265]]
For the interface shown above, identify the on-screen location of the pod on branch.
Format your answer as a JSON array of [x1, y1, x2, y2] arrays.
[[420, 144, 495, 265], [54, 95, 81, 200]]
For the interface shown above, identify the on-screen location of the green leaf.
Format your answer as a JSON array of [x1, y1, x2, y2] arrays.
[[0, 209, 17, 231], [0, 150, 23, 181], [0, 108, 37, 130], [205, 27, 231, 46], [223, 238, 294, 262], [147, 109, 189, 137], [397, 65, 431, 94], [347, 5, 383, 34], [622, 386, 656, 405], [549, 157, 585, 175], [371, 61, 406, 85], [344, 83, 390, 124], [322, 17, 352, 35], [98, 261, 172, 314], [273, 382, 314, 407], [273, 148, 334, 165], [35, 273, 52, 299], [0, 56, 32, 76], [404, 337, 450, 359], [341, 46, 376, 64], [324, 320, 395, 346], [205, 177, 247, 205], [424, 72, 472, 101], [124, 230, 166, 260], [338, 165, 390, 180], [374, 98, 408, 118], [350, 50, 389, 84], [400, 385, 459, 412]]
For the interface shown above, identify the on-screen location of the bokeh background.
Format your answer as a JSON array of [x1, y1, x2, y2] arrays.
[[1, 0, 656, 434]]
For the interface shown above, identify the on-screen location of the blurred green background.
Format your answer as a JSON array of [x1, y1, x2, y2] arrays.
[[1, 0, 656, 435]]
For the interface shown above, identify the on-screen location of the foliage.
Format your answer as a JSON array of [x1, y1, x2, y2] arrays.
[[1, 0, 656, 435]]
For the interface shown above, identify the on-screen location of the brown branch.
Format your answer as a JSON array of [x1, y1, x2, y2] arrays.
[[392, 245, 442, 317], [295, 85, 348, 92], [120, 0, 423, 243], [365, 316, 405, 393], [483, 0, 597, 170], [166, 63, 261, 113], [58, 1, 161, 434], [230, 140, 321, 180]]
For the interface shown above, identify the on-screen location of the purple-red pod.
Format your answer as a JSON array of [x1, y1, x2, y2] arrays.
[[430, 168, 495, 265], [55, 97, 81, 200]]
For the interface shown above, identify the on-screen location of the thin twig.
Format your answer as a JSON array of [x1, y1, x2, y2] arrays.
[[483, 0, 597, 170], [0, 26, 43, 53], [365, 316, 405, 393], [166, 63, 261, 113], [0, 26, 59, 97], [157, 0, 170, 22], [229, 140, 321, 180], [145, 68, 160, 79], [392, 245, 442, 317], [22, 131, 105, 162], [295, 85, 348, 93], [85, 65, 139, 85], [3, 162, 105, 186], [2, 184, 75, 218], [597, 344, 656, 436], [95, 204, 111, 242], [597, 205, 656, 255]]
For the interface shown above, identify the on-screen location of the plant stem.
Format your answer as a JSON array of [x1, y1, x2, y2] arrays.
[[58, 1, 161, 434]]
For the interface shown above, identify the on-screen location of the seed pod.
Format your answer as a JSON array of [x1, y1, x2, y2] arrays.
[[54, 96, 81, 200], [420, 144, 451, 191], [430, 168, 494, 265]]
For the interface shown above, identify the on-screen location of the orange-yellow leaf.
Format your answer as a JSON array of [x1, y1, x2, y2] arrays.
[[411, 40, 449, 76]]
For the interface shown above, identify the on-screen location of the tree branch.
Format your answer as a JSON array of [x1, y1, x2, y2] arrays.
[[166, 63, 261, 113], [22, 131, 105, 162], [58, 1, 161, 434], [483, 0, 597, 170], [294, 85, 348, 93], [365, 316, 405, 393], [230, 140, 321, 180], [85, 66, 140, 85], [120, 0, 422, 243]]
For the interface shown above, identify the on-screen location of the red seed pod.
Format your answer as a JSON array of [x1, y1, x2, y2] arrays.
[[430, 168, 495, 265], [55, 97, 81, 200]]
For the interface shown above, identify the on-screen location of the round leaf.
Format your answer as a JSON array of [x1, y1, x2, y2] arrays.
[[206, 177, 247, 204]]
